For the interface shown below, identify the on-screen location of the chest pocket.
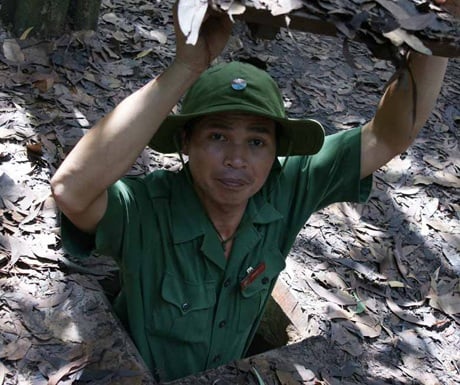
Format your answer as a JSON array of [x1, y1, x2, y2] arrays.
[[237, 249, 285, 332], [149, 273, 217, 343]]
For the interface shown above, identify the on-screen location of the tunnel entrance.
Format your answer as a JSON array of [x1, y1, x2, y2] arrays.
[[246, 279, 308, 357]]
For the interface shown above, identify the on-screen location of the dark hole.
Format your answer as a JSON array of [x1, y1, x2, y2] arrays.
[[245, 295, 292, 357]]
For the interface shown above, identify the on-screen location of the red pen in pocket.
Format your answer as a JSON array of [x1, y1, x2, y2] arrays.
[[240, 262, 266, 290]]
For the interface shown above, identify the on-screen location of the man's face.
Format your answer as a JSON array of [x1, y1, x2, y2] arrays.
[[183, 113, 277, 213]]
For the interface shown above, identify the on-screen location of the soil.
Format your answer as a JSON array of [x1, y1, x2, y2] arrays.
[[0, 0, 459, 384]]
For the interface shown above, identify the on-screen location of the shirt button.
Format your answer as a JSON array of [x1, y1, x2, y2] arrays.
[[223, 279, 231, 287], [219, 320, 226, 328], [262, 277, 269, 285], [181, 302, 190, 311]]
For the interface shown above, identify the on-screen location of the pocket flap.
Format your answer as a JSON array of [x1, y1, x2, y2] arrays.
[[161, 273, 216, 315], [240, 250, 285, 298]]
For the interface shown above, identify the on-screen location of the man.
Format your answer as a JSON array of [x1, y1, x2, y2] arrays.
[[51, 3, 448, 382]]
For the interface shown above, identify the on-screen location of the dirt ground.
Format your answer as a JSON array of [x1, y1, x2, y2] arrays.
[[0, 0, 459, 384]]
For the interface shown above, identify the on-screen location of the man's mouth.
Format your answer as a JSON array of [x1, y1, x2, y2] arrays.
[[217, 177, 250, 189]]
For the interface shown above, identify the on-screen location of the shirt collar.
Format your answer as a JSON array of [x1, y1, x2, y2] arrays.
[[170, 165, 284, 244]]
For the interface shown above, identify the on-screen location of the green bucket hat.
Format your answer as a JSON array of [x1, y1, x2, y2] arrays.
[[149, 61, 325, 156]]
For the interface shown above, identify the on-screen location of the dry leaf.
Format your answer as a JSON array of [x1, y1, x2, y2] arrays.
[[396, 186, 422, 195], [414, 172, 460, 188], [0, 172, 26, 205], [423, 197, 439, 218], [0, 339, 32, 361], [330, 321, 363, 357], [441, 250, 459, 275], [31, 73, 56, 93], [5, 236, 30, 270], [2, 39, 25, 63], [227, 1, 246, 21], [326, 303, 381, 338], [386, 298, 436, 327], [276, 370, 299, 385], [135, 25, 168, 44], [305, 274, 355, 306], [135, 48, 153, 59], [271, 0, 303, 16], [400, 367, 442, 385], [429, 293, 460, 316], [150, 30, 168, 44], [47, 355, 90, 385], [383, 28, 432, 55], [102, 12, 119, 25], [178, 0, 208, 45], [34, 287, 73, 309], [426, 219, 460, 233], [19, 26, 35, 40], [293, 364, 316, 381], [393, 236, 409, 278], [112, 30, 126, 42], [334, 258, 386, 282], [0, 361, 8, 385], [314, 270, 348, 290], [397, 329, 426, 358], [423, 155, 446, 169], [388, 280, 406, 288]]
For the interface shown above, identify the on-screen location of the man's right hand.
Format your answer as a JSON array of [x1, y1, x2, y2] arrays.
[[173, 1, 233, 75]]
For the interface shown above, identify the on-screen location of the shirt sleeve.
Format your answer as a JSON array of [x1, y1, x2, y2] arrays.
[[276, 126, 372, 234], [60, 178, 146, 263]]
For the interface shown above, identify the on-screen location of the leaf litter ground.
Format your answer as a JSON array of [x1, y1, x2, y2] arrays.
[[0, 0, 459, 384]]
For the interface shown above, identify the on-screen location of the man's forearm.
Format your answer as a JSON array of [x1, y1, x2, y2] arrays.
[[370, 52, 448, 154], [51, 61, 201, 213]]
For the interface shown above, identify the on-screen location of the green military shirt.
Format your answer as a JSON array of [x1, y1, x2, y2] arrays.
[[62, 127, 372, 381]]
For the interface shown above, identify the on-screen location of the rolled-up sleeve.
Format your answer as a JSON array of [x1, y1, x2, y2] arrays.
[[61, 178, 146, 263]]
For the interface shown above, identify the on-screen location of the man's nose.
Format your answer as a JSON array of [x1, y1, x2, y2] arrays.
[[223, 143, 248, 168]]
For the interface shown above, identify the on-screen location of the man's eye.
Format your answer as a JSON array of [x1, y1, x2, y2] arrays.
[[250, 138, 265, 147], [210, 133, 225, 141]]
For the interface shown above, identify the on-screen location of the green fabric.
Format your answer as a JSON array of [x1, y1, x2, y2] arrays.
[[61, 127, 372, 381], [149, 62, 325, 156]]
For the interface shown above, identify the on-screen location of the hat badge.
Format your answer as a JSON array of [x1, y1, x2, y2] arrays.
[[231, 78, 247, 91]]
